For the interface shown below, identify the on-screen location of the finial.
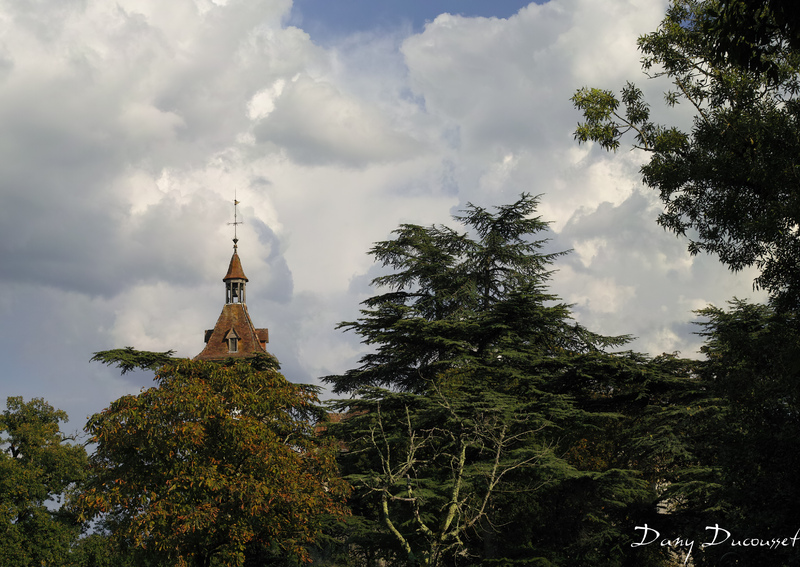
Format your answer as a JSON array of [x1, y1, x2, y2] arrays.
[[228, 190, 243, 250]]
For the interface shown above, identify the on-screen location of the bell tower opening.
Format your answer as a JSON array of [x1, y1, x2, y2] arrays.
[[226, 280, 246, 303], [225, 241, 247, 305]]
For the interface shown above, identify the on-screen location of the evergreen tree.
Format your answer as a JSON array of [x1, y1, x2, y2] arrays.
[[671, 300, 800, 566], [324, 195, 684, 566], [601, 300, 800, 566], [326, 193, 625, 396]]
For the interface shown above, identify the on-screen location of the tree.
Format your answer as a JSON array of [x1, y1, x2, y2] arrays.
[[471, 349, 703, 567], [64, 531, 144, 567], [0, 397, 88, 567], [90, 346, 176, 375], [597, 299, 800, 567], [572, 0, 800, 309], [77, 357, 349, 567], [702, 0, 800, 77], [328, 384, 548, 567], [325, 193, 626, 396], [679, 299, 800, 566], [324, 195, 679, 566]]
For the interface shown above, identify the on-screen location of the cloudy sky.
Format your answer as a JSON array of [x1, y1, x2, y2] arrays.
[[0, 0, 765, 431]]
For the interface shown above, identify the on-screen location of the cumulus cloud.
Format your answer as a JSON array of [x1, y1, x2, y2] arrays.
[[0, 0, 767, 426], [552, 191, 767, 355], [253, 74, 425, 167]]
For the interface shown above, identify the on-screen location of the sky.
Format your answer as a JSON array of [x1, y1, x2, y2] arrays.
[[0, 0, 766, 434]]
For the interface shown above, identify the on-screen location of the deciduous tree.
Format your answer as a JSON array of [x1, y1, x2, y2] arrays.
[[77, 357, 349, 567], [573, 0, 800, 309], [702, 0, 800, 77], [0, 397, 88, 566]]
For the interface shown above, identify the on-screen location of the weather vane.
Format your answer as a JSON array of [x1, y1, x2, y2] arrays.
[[228, 190, 243, 249]]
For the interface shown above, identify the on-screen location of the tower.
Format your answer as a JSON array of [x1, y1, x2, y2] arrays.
[[194, 199, 270, 361]]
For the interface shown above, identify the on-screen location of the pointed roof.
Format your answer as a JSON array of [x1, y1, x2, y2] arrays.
[[194, 303, 269, 361], [195, 199, 270, 362], [224, 249, 248, 281]]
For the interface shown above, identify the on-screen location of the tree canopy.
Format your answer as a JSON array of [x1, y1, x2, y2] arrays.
[[77, 357, 349, 567], [323, 195, 689, 566], [0, 397, 88, 567], [325, 193, 627, 396], [572, 0, 800, 309], [687, 299, 800, 565], [572, 4, 800, 559], [703, 0, 800, 77]]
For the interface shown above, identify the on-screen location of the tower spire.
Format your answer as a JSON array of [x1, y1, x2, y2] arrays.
[[223, 194, 248, 305], [228, 191, 243, 250], [195, 192, 270, 361]]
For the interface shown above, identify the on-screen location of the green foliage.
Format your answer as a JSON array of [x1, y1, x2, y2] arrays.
[[481, 350, 701, 567], [329, 383, 551, 567], [681, 299, 800, 565], [702, 0, 800, 78], [324, 195, 688, 566], [325, 193, 627, 396], [91, 347, 177, 375], [0, 397, 88, 567], [573, 0, 800, 309], [600, 299, 800, 566], [77, 358, 349, 567], [64, 532, 145, 567]]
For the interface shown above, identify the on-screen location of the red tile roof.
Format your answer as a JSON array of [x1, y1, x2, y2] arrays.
[[224, 252, 248, 281], [194, 303, 269, 361]]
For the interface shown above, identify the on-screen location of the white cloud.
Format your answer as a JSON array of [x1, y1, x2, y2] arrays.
[[0, 0, 770, 427], [562, 271, 637, 314], [248, 78, 287, 120], [572, 237, 606, 268], [252, 74, 425, 167]]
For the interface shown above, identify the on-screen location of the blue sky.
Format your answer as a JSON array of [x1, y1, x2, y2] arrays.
[[289, 0, 545, 41]]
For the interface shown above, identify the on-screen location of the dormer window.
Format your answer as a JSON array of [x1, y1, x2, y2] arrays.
[[225, 329, 240, 353]]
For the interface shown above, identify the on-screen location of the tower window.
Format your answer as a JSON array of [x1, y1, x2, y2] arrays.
[[225, 328, 240, 353], [226, 281, 246, 304]]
